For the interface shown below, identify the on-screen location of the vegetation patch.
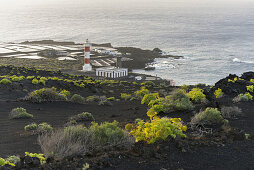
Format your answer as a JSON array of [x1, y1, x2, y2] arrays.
[[70, 94, 85, 104], [25, 87, 67, 103], [190, 108, 227, 127], [9, 107, 33, 119], [24, 122, 53, 134], [38, 121, 133, 159], [70, 112, 95, 123], [126, 117, 187, 144], [221, 106, 242, 119], [187, 88, 206, 102]]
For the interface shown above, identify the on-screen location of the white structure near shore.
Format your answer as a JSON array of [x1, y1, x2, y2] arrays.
[[96, 67, 128, 78]]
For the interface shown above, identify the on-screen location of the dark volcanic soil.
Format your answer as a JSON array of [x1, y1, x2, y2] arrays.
[[0, 65, 254, 170]]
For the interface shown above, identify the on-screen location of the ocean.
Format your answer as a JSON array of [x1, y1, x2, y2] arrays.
[[0, 0, 254, 85]]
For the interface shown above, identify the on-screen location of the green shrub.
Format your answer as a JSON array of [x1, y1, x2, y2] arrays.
[[134, 86, 149, 99], [221, 106, 242, 119], [70, 94, 85, 104], [0, 158, 15, 167], [11, 75, 24, 81], [37, 123, 53, 134], [25, 152, 45, 165], [141, 93, 159, 105], [214, 88, 224, 98], [25, 87, 67, 103], [9, 107, 33, 119], [70, 112, 95, 122], [38, 121, 133, 159], [107, 97, 116, 101], [89, 121, 125, 144], [6, 155, 20, 165], [25, 122, 53, 134], [233, 93, 253, 103], [187, 88, 206, 102], [190, 108, 227, 127], [26, 76, 35, 80], [86, 95, 100, 102], [147, 104, 166, 118], [32, 78, 39, 85], [0, 79, 12, 84], [60, 90, 71, 98], [246, 85, 254, 93], [250, 79, 254, 84], [24, 123, 37, 131], [162, 89, 194, 112], [126, 117, 187, 144], [120, 93, 131, 101]]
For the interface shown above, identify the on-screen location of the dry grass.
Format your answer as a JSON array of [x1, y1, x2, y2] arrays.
[[38, 123, 134, 159], [221, 106, 242, 119]]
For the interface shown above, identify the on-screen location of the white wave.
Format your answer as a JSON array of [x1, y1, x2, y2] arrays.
[[233, 58, 254, 64], [233, 58, 241, 62]]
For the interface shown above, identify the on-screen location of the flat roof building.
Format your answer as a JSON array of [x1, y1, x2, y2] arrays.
[[96, 67, 128, 78]]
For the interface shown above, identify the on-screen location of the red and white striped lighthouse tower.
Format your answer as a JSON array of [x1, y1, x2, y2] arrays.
[[83, 39, 92, 71]]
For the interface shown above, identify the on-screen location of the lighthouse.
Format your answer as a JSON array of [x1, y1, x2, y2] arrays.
[[83, 39, 92, 71]]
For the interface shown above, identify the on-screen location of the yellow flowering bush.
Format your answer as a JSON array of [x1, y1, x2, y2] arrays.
[[246, 85, 254, 93], [141, 93, 159, 105], [0, 158, 15, 167], [25, 152, 46, 164], [147, 104, 165, 118], [228, 77, 243, 83], [126, 117, 187, 144], [245, 92, 253, 100], [134, 86, 149, 99], [250, 79, 254, 84], [214, 88, 224, 98], [187, 88, 206, 102]]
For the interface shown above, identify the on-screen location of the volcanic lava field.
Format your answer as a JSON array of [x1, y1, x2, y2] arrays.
[[0, 65, 253, 170]]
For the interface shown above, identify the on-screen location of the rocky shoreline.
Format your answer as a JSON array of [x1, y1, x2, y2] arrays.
[[19, 40, 183, 70]]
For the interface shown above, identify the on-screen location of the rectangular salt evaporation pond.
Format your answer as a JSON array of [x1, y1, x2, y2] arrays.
[[0, 48, 15, 53], [39, 45, 67, 51], [57, 46, 81, 51], [15, 55, 45, 59], [57, 57, 77, 61], [0, 54, 27, 58]]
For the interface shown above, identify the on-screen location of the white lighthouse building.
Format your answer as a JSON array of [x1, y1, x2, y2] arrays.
[[83, 39, 92, 71]]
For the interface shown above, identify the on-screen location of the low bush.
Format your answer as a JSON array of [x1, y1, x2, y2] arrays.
[[250, 79, 254, 84], [24, 123, 37, 131], [32, 78, 39, 85], [221, 106, 242, 119], [9, 107, 33, 119], [246, 85, 254, 93], [25, 87, 67, 103], [107, 97, 116, 101], [24, 122, 53, 134], [214, 88, 224, 98], [187, 88, 206, 102], [37, 123, 53, 134], [38, 121, 133, 159], [190, 108, 227, 127], [25, 152, 45, 165], [120, 93, 131, 101], [86, 95, 100, 102], [163, 89, 194, 112], [134, 86, 149, 99], [141, 93, 159, 105], [6, 155, 20, 165], [70, 94, 85, 104], [0, 158, 15, 167], [233, 93, 253, 103], [59, 90, 71, 98], [70, 112, 95, 122], [11, 75, 24, 82], [126, 117, 187, 144], [0, 79, 12, 84]]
